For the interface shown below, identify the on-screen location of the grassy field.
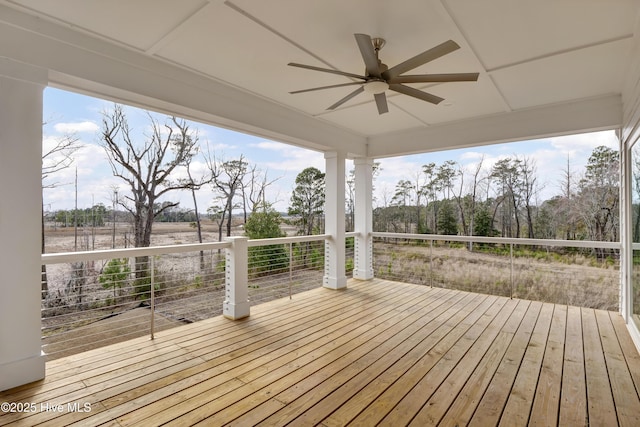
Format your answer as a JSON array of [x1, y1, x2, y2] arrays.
[[373, 240, 619, 311]]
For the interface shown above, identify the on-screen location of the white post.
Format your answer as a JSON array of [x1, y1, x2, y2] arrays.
[[223, 236, 250, 319], [353, 157, 374, 280], [0, 59, 47, 391], [620, 131, 631, 320], [323, 151, 347, 289]]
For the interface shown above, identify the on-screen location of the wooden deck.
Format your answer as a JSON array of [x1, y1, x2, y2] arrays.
[[1, 278, 640, 426]]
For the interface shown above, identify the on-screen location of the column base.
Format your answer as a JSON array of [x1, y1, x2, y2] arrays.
[[353, 269, 374, 280], [323, 275, 348, 290], [223, 300, 250, 320], [0, 352, 45, 392]]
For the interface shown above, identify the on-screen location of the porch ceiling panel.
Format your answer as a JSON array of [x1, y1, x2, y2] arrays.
[[2, 0, 638, 156], [445, 0, 637, 70], [491, 39, 634, 110], [6, 0, 210, 52]]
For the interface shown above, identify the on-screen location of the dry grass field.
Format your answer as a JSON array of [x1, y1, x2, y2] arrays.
[[373, 240, 620, 311], [43, 220, 236, 254]]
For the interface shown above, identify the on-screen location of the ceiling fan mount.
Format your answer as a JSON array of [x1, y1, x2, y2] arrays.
[[288, 34, 479, 115], [371, 37, 386, 52]]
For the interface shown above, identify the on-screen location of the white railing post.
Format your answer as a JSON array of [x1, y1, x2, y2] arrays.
[[289, 242, 293, 299], [430, 239, 433, 288], [510, 243, 514, 299], [150, 256, 155, 339], [224, 236, 250, 320]]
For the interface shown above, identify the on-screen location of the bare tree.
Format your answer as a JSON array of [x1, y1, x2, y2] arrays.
[[421, 163, 439, 233], [41, 127, 81, 298], [241, 164, 280, 221], [412, 171, 426, 233], [518, 155, 538, 238], [453, 165, 467, 235], [100, 105, 200, 292], [558, 153, 578, 239], [392, 179, 413, 233], [206, 153, 248, 241], [42, 130, 81, 188], [182, 142, 214, 269], [468, 156, 486, 235]]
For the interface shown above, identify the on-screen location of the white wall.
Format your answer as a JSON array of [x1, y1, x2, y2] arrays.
[[0, 59, 46, 391]]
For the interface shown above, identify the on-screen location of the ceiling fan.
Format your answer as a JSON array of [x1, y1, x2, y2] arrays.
[[288, 34, 479, 115]]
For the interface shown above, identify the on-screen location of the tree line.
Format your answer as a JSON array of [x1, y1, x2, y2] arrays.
[[371, 146, 620, 243]]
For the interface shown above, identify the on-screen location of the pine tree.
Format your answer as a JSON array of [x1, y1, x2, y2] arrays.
[[438, 200, 458, 235]]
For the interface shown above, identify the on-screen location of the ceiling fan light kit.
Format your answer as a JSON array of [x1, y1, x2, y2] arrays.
[[363, 80, 389, 94], [289, 33, 479, 115]]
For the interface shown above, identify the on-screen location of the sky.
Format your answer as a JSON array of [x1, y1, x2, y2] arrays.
[[42, 87, 619, 214]]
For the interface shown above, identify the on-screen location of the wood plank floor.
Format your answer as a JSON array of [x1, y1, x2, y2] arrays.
[[1, 279, 640, 426]]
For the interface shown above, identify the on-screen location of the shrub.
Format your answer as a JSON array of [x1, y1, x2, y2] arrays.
[[99, 258, 130, 304]]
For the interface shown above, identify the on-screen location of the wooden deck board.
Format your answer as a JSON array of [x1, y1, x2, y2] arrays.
[[528, 304, 567, 426], [595, 310, 640, 426], [558, 305, 587, 426], [1, 278, 639, 427], [583, 307, 619, 426]]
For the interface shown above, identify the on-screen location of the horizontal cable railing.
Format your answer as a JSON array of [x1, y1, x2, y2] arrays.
[[41, 234, 346, 360], [41, 242, 230, 360], [372, 232, 620, 311], [246, 234, 328, 304]]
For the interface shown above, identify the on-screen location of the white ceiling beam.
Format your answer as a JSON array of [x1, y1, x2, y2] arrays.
[[368, 94, 622, 158]]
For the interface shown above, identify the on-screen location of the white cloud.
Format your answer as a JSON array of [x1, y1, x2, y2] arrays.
[[249, 141, 290, 151], [245, 140, 325, 172], [53, 121, 99, 134], [459, 151, 486, 161], [548, 130, 618, 154], [204, 142, 235, 152]]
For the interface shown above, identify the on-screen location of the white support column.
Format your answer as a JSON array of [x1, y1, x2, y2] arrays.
[[0, 58, 47, 391], [223, 236, 250, 320], [323, 151, 347, 289], [620, 131, 631, 320], [353, 157, 374, 280]]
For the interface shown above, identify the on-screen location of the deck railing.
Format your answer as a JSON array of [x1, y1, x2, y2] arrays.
[[40, 231, 620, 360], [372, 232, 621, 311], [40, 234, 340, 360]]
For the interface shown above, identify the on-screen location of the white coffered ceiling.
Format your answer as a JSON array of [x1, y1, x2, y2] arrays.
[[1, 0, 638, 157]]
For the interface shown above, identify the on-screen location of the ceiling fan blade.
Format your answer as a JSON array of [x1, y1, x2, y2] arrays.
[[383, 40, 460, 79], [389, 84, 444, 105], [288, 63, 367, 80], [354, 33, 381, 77], [290, 82, 363, 94], [374, 93, 389, 114], [388, 72, 479, 84], [327, 86, 365, 110]]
